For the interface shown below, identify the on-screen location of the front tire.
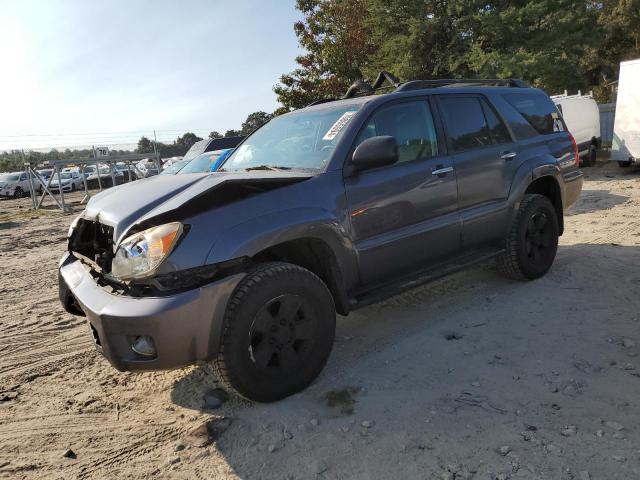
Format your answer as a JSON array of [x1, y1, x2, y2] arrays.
[[13, 187, 23, 198], [497, 194, 559, 280], [618, 160, 632, 168], [213, 262, 336, 402]]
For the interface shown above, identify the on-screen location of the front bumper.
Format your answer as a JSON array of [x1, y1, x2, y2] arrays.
[[49, 183, 72, 192], [58, 253, 244, 371]]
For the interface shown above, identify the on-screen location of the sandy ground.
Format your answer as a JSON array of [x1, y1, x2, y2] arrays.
[[1, 160, 640, 480]]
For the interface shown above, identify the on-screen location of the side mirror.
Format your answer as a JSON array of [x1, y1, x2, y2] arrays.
[[351, 136, 399, 172]]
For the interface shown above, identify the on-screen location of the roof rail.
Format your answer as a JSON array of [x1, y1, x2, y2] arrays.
[[395, 78, 529, 92], [306, 98, 337, 107]]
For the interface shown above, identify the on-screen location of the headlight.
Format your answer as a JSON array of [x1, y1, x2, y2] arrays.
[[111, 222, 183, 280]]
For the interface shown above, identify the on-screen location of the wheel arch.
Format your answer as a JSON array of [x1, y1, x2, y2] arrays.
[[524, 175, 564, 235], [206, 208, 358, 316]]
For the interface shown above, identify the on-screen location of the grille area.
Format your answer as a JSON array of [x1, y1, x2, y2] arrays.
[[69, 219, 115, 273]]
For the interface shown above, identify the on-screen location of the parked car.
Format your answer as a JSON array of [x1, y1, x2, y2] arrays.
[[612, 58, 640, 168], [0, 171, 36, 197], [551, 91, 601, 167], [49, 171, 84, 192], [135, 160, 161, 179], [60, 74, 583, 402], [85, 167, 125, 189], [160, 159, 190, 175], [171, 149, 233, 174], [183, 136, 244, 162], [36, 169, 54, 182]]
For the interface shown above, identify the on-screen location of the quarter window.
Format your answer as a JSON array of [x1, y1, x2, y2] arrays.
[[503, 92, 564, 135], [355, 101, 438, 163]]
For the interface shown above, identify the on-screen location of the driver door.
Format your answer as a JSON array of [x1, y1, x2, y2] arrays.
[[344, 99, 461, 285]]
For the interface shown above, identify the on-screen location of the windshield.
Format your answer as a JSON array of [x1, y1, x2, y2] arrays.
[[179, 152, 220, 174], [38, 169, 52, 176], [0, 174, 20, 182], [221, 104, 361, 172], [161, 160, 188, 175], [59, 173, 73, 179]]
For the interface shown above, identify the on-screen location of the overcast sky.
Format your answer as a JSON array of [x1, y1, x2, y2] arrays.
[[0, 0, 301, 150]]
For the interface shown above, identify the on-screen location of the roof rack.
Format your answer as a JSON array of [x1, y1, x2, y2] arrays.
[[395, 78, 529, 91], [342, 71, 400, 99], [304, 73, 529, 108]]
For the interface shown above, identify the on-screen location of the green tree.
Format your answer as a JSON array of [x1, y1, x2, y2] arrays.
[[175, 132, 203, 150], [208, 131, 223, 139], [273, 0, 375, 110], [136, 136, 154, 153], [241, 111, 272, 135], [365, 0, 600, 94], [224, 129, 242, 137]]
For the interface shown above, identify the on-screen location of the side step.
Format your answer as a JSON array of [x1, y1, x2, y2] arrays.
[[349, 247, 505, 310]]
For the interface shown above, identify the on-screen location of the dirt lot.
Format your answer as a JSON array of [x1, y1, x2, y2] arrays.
[[1, 161, 640, 480]]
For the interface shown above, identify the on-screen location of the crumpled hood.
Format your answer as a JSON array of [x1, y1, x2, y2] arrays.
[[82, 171, 313, 242]]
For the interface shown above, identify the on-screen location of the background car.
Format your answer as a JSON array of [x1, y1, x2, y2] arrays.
[[175, 149, 232, 174], [160, 159, 190, 175], [0, 171, 37, 197], [552, 91, 601, 166], [49, 171, 84, 192], [36, 169, 54, 182], [85, 167, 125, 189]]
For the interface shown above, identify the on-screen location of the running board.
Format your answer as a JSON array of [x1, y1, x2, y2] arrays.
[[349, 247, 505, 310]]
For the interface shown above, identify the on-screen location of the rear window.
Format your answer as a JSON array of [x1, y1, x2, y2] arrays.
[[503, 93, 564, 135]]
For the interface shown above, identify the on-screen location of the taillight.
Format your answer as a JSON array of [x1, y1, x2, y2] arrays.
[[569, 133, 579, 166]]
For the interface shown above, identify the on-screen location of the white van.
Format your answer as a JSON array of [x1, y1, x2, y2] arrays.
[[552, 91, 601, 166], [612, 58, 640, 168]]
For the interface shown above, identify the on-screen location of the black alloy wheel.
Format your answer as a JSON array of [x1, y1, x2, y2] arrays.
[[248, 294, 316, 374]]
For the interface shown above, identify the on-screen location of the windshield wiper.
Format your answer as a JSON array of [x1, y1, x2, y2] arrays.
[[244, 165, 292, 171]]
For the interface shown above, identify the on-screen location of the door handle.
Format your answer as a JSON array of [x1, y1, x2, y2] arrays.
[[431, 166, 454, 176], [501, 151, 518, 160]]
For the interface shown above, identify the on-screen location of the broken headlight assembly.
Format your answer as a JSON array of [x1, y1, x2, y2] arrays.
[[111, 222, 183, 281]]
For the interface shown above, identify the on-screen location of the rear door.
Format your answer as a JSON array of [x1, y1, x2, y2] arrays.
[[436, 95, 520, 247], [344, 98, 461, 285]]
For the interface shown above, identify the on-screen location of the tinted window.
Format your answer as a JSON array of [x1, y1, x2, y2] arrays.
[[503, 93, 564, 135], [355, 101, 438, 163], [439, 97, 492, 152], [481, 100, 512, 144]]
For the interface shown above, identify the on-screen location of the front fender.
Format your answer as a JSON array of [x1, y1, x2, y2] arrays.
[[206, 206, 360, 291]]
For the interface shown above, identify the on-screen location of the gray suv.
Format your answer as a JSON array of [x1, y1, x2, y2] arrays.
[[59, 75, 583, 402]]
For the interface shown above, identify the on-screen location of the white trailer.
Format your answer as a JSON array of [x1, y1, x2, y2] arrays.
[[612, 58, 640, 167]]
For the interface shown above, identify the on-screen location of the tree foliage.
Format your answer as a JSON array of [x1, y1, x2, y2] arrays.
[[276, 0, 639, 105], [240, 111, 272, 134], [274, 0, 375, 110]]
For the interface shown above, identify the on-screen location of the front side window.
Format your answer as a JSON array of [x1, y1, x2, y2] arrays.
[[438, 96, 492, 152], [355, 100, 438, 163], [222, 104, 361, 172]]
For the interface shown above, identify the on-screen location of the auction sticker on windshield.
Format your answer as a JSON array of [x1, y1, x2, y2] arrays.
[[322, 111, 356, 141]]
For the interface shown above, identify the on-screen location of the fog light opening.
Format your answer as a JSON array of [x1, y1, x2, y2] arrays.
[[132, 336, 156, 357]]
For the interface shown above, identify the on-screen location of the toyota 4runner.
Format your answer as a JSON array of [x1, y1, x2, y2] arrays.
[[59, 73, 583, 402]]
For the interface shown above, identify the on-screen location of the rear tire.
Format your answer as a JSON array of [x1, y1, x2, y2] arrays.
[[618, 160, 632, 168], [583, 145, 597, 167], [213, 262, 336, 402], [497, 194, 559, 280]]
